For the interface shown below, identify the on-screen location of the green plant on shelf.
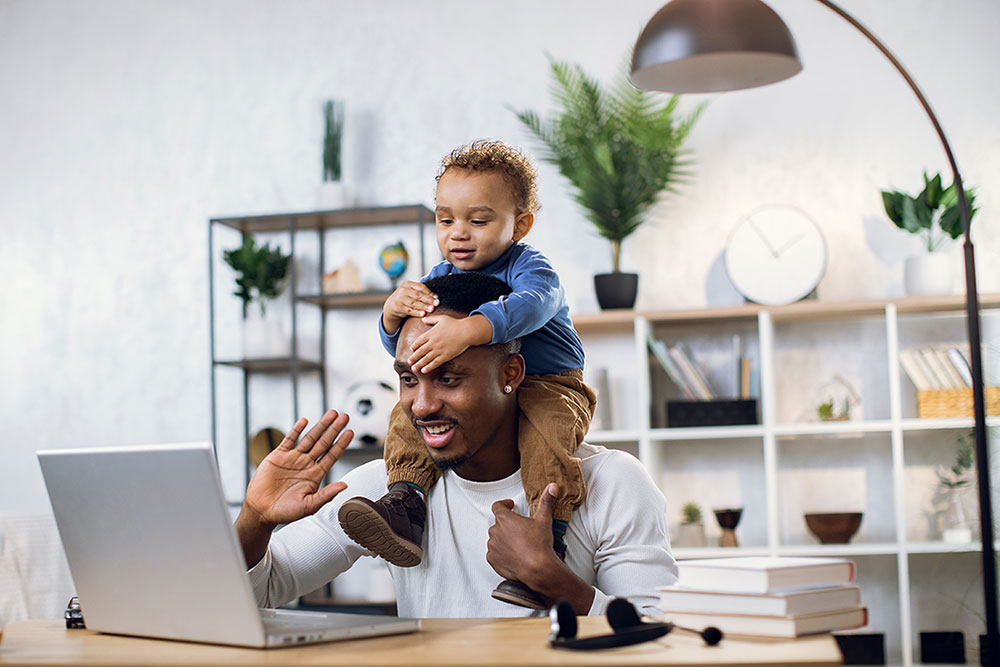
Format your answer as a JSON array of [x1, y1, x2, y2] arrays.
[[880, 171, 978, 253], [223, 236, 291, 318], [817, 397, 850, 421], [937, 430, 975, 490], [681, 501, 703, 525]]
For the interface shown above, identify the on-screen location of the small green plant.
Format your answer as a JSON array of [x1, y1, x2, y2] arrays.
[[938, 430, 975, 490], [223, 236, 291, 318], [322, 99, 344, 182], [817, 397, 849, 421], [681, 502, 703, 525], [880, 171, 978, 252], [513, 54, 703, 273]]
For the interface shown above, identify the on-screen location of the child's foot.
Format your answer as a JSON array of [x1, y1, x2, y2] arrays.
[[491, 523, 568, 609], [337, 482, 426, 567]]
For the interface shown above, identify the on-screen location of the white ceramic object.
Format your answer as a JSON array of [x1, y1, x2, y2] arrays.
[[242, 308, 288, 359], [904, 253, 956, 296], [317, 181, 351, 210]]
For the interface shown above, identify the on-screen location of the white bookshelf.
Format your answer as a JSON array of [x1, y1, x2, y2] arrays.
[[576, 293, 1000, 667]]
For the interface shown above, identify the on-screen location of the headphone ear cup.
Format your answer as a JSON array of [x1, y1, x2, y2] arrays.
[[606, 597, 643, 631], [550, 600, 577, 640]]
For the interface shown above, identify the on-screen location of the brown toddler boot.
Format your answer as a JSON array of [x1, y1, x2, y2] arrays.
[[337, 482, 426, 567]]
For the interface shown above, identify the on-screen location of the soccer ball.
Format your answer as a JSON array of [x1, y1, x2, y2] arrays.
[[342, 380, 397, 447]]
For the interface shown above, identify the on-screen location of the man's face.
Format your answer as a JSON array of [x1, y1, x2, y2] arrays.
[[434, 168, 531, 271], [393, 312, 521, 480]]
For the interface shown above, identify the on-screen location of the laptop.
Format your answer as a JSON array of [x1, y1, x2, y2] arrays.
[[37, 442, 420, 648]]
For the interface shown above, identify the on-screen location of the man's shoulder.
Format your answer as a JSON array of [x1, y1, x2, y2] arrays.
[[575, 442, 648, 480]]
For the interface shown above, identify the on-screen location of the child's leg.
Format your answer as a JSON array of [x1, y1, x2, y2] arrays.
[[337, 402, 439, 567], [517, 370, 596, 522], [491, 370, 596, 609], [384, 402, 440, 491]]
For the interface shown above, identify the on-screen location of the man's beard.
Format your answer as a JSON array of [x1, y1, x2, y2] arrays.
[[431, 452, 470, 471]]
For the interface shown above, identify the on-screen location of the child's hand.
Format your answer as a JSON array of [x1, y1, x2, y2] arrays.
[[408, 314, 492, 373], [382, 282, 438, 333]]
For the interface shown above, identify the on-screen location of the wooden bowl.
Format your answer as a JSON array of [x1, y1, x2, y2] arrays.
[[805, 512, 863, 544]]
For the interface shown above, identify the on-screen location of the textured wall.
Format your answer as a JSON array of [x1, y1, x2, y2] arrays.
[[2, 0, 998, 511]]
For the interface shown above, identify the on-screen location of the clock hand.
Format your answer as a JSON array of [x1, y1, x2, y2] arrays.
[[748, 218, 779, 258], [775, 233, 805, 257]]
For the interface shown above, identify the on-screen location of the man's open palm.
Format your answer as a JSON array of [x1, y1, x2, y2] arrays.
[[244, 410, 354, 526]]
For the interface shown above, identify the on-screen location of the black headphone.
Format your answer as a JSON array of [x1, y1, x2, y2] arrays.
[[548, 598, 723, 650]]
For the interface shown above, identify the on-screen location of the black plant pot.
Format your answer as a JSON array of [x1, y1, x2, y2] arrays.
[[594, 272, 638, 310]]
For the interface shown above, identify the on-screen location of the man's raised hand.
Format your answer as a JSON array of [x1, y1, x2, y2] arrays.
[[243, 410, 354, 527]]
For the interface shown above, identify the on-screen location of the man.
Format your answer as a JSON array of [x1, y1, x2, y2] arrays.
[[235, 273, 677, 617]]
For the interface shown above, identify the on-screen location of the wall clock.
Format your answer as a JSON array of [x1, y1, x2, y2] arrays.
[[724, 204, 827, 306]]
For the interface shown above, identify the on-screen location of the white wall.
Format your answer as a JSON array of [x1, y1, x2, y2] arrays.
[[2, 0, 998, 512]]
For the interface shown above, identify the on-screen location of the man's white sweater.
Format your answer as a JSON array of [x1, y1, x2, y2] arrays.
[[249, 443, 677, 617]]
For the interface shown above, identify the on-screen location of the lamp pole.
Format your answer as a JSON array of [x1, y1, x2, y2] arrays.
[[812, 3, 997, 656]]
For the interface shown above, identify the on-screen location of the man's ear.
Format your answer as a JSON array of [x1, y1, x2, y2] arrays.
[[512, 213, 534, 242], [502, 352, 526, 392]]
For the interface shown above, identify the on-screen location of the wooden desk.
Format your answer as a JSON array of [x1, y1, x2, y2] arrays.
[[0, 618, 841, 666]]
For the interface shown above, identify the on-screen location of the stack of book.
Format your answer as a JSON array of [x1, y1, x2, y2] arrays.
[[656, 556, 867, 638], [898, 345, 973, 390]]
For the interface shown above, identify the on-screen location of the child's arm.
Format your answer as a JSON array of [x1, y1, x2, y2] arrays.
[[475, 247, 565, 342]]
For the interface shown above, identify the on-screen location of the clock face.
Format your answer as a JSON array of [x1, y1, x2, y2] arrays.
[[724, 205, 827, 306]]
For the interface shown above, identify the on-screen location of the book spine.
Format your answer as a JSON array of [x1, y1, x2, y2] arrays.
[[946, 347, 973, 387], [934, 346, 967, 389], [899, 348, 933, 391], [647, 334, 697, 399], [917, 346, 955, 389], [669, 344, 714, 400]]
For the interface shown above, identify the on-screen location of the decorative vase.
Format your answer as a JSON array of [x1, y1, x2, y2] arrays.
[[904, 253, 955, 296], [678, 522, 707, 548], [714, 508, 742, 547], [242, 307, 288, 359], [317, 181, 351, 210], [594, 272, 638, 310], [942, 487, 973, 544]]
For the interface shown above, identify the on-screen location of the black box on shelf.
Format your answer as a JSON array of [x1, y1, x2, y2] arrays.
[[665, 399, 758, 428]]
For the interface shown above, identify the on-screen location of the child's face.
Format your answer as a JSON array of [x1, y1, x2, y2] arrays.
[[434, 168, 533, 271]]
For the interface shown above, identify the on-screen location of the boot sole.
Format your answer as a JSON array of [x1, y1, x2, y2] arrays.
[[491, 583, 547, 610], [338, 499, 423, 567]]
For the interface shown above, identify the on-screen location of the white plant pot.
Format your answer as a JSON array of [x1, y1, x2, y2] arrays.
[[904, 253, 956, 296], [242, 308, 288, 359], [317, 181, 351, 210]]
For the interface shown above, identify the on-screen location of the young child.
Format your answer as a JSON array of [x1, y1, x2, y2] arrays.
[[338, 139, 596, 609]]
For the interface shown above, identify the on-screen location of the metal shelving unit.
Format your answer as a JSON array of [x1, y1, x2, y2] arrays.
[[208, 204, 432, 492]]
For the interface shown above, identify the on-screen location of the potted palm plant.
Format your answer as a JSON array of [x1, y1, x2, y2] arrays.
[[318, 98, 348, 209], [514, 56, 702, 309], [880, 171, 978, 296]]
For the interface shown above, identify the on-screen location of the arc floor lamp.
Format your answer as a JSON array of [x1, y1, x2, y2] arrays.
[[630, 0, 997, 657]]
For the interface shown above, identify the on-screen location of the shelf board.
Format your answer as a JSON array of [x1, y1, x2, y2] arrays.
[[214, 357, 324, 373], [673, 546, 772, 559], [774, 420, 893, 437], [298, 291, 391, 309], [572, 292, 1000, 330], [777, 542, 900, 557], [650, 425, 764, 441], [211, 204, 433, 233], [585, 429, 641, 443], [903, 540, 986, 554]]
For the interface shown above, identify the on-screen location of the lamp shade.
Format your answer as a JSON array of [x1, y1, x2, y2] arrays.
[[630, 0, 803, 93]]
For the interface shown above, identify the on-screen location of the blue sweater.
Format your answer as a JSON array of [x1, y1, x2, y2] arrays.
[[378, 243, 585, 376]]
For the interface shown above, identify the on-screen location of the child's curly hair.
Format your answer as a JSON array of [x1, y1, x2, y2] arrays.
[[436, 139, 540, 215]]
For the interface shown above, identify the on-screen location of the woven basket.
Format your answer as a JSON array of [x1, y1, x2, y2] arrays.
[[917, 387, 1000, 418]]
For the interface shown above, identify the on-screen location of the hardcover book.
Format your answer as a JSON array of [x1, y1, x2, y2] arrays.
[[675, 556, 855, 594]]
